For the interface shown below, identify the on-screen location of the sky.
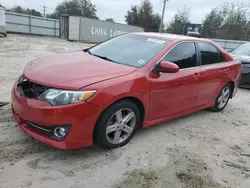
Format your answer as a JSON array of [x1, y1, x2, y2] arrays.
[[1, 0, 249, 24]]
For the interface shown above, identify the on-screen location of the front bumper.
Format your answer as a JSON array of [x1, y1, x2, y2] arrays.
[[239, 73, 250, 88], [11, 82, 103, 149]]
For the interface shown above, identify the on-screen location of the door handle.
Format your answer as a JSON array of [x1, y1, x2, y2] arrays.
[[224, 69, 228, 73], [192, 72, 200, 79]]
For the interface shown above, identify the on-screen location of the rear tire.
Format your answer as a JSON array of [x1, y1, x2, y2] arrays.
[[210, 83, 231, 112], [94, 100, 140, 149]]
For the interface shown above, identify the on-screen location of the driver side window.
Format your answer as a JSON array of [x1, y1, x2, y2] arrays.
[[162, 42, 197, 69]]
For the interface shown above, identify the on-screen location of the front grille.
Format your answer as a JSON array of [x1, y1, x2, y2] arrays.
[[240, 73, 250, 86], [241, 61, 250, 65], [27, 122, 53, 136], [17, 80, 50, 99]]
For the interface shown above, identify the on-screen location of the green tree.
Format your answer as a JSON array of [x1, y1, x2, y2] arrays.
[[47, 0, 98, 19], [125, 6, 139, 26], [50, 0, 81, 18], [105, 18, 115, 22], [7, 5, 26, 14], [125, 0, 161, 31], [219, 3, 248, 40], [245, 21, 250, 40], [202, 3, 249, 40], [202, 3, 230, 38], [46, 13, 58, 19], [27, 9, 42, 17], [151, 13, 162, 32], [78, 0, 98, 18], [138, 0, 153, 31], [6, 5, 42, 17], [166, 6, 190, 34]]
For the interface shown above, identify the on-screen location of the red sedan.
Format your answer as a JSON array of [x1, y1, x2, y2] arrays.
[[11, 33, 242, 150]]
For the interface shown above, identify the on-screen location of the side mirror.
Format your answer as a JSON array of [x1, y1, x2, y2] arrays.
[[154, 61, 179, 73]]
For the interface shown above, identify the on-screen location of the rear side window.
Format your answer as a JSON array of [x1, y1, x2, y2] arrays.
[[198, 43, 225, 65], [162, 43, 197, 69]]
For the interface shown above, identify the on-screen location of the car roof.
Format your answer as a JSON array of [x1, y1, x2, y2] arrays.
[[239, 43, 250, 46], [133, 32, 211, 43], [232, 42, 250, 51]]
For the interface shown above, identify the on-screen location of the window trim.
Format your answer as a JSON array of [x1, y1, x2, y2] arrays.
[[196, 41, 226, 67], [151, 41, 199, 72]]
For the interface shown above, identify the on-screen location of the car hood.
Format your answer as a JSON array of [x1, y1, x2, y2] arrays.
[[24, 51, 136, 90], [230, 54, 250, 64], [231, 54, 250, 74]]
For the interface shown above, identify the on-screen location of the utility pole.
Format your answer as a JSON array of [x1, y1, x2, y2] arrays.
[[43, 6, 47, 18], [159, 0, 168, 33], [245, 21, 249, 40], [245, 10, 250, 40]]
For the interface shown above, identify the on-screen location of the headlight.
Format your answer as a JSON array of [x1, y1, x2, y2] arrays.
[[18, 74, 24, 82], [38, 89, 96, 106]]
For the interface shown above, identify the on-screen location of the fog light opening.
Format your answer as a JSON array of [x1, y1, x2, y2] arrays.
[[54, 127, 66, 138]]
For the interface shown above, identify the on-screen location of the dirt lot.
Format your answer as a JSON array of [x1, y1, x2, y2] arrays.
[[0, 34, 250, 188]]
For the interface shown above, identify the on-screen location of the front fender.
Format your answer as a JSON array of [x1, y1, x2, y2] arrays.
[[83, 70, 150, 112]]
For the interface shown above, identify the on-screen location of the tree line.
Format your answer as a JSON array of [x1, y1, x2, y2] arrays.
[[125, 0, 250, 40], [202, 3, 250, 40], [1, 0, 250, 40], [0, 4, 42, 17]]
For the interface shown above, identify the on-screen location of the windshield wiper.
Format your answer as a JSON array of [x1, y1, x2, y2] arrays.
[[84, 49, 118, 63], [84, 49, 92, 55], [92, 54, 117, 63]]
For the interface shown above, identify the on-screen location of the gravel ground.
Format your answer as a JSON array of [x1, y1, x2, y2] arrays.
[[0, 34, 250, 188]]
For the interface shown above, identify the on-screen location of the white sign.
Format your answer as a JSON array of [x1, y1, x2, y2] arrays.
[[147, 38, 166, 44], [91, 27, 127, 38], [138, 60, 145, 65]]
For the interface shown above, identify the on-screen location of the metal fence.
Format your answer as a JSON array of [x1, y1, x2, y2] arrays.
[[5, 12, 59, 37], [3, 10, 249, 50], [65, 16, 144, 43], [79, 17, 144, 43], [0, 7, 6, 35], [210, 39, 248, 52]]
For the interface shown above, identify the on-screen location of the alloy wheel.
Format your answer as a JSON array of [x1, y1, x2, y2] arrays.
[[217, 86, 230, 109], [106, 108, 136, 144]]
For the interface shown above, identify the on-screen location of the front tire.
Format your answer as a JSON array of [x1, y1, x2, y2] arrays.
[[211, 83, 231, 112], [94, 100, 140, 149]]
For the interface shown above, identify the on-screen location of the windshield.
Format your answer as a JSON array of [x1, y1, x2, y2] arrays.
[[232, 43, 250, 56], [88, 34, 170, 68]]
